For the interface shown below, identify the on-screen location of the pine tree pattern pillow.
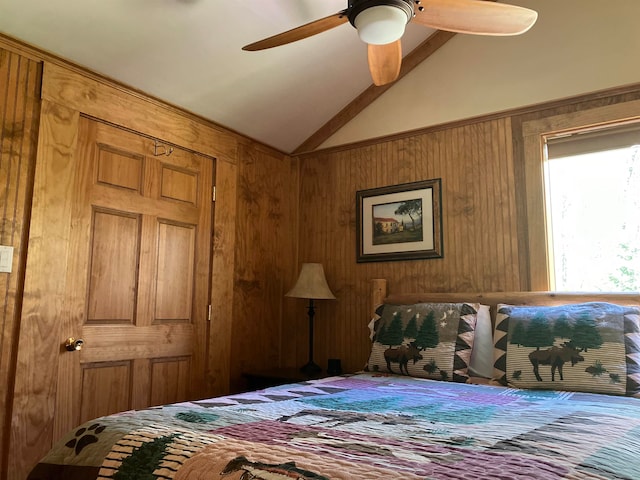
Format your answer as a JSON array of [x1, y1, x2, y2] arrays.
[[494, 302, 640, 397], [366, 303, 479, 382]]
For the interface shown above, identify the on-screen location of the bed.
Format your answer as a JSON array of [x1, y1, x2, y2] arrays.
[[28, 279, 640, 479]]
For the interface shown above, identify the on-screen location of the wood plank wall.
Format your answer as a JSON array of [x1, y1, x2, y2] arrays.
[[293, 86, 640, 376], [230, 140, 299, 392], [292, 119, 521, 374], [0, 48, 41, 477]]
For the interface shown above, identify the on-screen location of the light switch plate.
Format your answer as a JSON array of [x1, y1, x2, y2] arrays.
[[0, 245, 14, 273]]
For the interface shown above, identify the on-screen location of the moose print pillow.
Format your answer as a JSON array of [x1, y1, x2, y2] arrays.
[[365, 302, 479, 383], [494, 302, 640, 397]]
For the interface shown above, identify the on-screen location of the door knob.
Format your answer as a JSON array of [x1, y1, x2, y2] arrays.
[[64, 337, 84, 352]]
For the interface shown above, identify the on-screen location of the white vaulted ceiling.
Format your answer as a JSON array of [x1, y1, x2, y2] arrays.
[[0, 0, 434, 152], [0, 1, 638, 153]]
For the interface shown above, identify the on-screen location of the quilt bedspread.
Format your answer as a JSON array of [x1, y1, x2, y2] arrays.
[[28, 373, 640, 479]]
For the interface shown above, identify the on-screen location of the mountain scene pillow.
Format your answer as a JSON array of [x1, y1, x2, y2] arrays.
[[366, 302, 479, 383], [494, 302, 640, 396]]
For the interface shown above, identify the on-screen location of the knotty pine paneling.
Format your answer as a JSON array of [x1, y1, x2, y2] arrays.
[[230, 140, 299, 392], [294, 118, 521, 374], [0, 48, 41, 477]]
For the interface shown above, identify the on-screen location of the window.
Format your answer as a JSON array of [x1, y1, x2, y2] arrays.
[[544, 125, 640, 291]]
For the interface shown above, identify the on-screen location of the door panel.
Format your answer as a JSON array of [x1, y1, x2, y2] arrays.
[[81, 325, 194, 362], [160, 165, 198, 204], [54, 116, 213, 438], [155, 221, 196, 322], [150, 356, 191, 406], [87, 209, 140, 323], [96, 144, 144, 192], [79, 361, 132, 423]]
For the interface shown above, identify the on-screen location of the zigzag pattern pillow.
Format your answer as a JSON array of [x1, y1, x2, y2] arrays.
[[494, 302, 640, 397], [366, 302, 479, 382]]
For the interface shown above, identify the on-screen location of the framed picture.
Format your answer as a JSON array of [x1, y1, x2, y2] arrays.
[[356, 179, 443, 263]]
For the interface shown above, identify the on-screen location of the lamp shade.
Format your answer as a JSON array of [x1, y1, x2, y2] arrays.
[[354, 5, 410, 45], [285, 263, 336, 300]]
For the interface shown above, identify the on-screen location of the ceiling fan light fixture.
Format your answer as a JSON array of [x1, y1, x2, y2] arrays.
[[351, 1, 413, 45]]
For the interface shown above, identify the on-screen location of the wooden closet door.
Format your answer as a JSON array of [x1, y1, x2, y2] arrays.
[[54, 117, 213, 439]]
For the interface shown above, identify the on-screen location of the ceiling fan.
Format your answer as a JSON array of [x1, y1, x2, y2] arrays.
[[243, 0, 538, 86]]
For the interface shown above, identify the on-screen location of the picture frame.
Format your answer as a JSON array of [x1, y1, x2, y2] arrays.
[[356, 179, 443, 263]]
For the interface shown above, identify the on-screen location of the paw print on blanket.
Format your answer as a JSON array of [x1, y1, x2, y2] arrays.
[[65, 423, 106, 455]]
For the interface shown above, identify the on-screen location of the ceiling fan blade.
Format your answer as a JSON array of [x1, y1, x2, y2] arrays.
[[414, 0, 538, 36], [368, 40, 402, 86], [243, 11, 348, 51]]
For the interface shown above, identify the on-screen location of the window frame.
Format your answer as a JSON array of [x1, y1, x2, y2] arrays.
[[522, 100, 640, 290]]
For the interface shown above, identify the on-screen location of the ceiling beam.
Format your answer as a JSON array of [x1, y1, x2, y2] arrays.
[[293, 30, 456, 154]]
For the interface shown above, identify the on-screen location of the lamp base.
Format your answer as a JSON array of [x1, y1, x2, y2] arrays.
[[300, 361, 322, 375]]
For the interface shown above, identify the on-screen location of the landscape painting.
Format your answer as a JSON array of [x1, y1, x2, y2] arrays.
[[356, 179, 442, 262], [372, 199, 424, 246]]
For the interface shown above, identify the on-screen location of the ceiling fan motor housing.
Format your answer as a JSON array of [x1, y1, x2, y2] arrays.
[[348, 0, 414, 45], [347, 0, 415, 22]]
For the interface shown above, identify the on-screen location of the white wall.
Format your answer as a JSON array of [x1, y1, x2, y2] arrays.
[[321, 0, 640, 148]]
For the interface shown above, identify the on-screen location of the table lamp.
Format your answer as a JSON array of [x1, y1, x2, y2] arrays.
[[286, 263, 336, 374]]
